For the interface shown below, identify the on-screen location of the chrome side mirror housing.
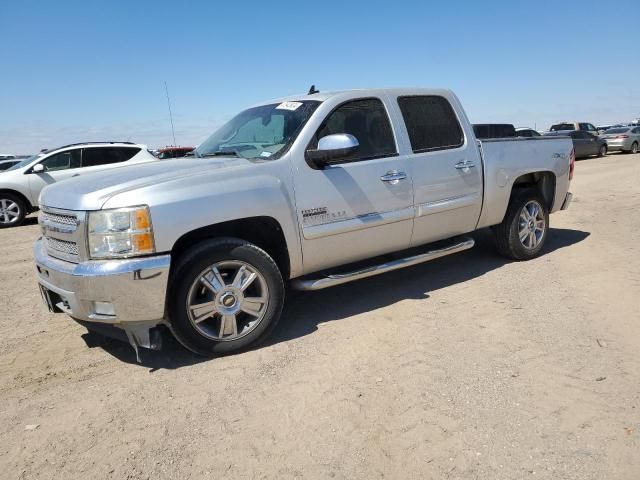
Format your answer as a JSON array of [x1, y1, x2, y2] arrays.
[[306, 134, 359, 168]]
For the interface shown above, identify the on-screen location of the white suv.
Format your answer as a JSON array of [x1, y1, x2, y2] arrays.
[[0, 142, 158, 228]]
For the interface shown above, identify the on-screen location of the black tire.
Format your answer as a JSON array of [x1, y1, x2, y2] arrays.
[[630, 142, 638, 154], [493, 189, 549, 261], [0, 193, 26, 228], [167, 238, 285, 356], [598, 144, 607, 157]]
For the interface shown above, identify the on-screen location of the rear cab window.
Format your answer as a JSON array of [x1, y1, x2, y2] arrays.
[[397, 96, 464, 152], [551, 123, 574, 131]]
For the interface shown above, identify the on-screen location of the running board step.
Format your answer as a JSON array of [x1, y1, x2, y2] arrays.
[[291, 237, 475, 291]]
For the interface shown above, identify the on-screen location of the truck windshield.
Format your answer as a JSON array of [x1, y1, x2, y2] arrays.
[[196, 101, 321, 160]]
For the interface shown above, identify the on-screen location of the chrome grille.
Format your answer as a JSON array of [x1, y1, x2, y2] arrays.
[[45, 237, 79, 256], [40, 206, 86, 263], [41, 211, 78, 226]]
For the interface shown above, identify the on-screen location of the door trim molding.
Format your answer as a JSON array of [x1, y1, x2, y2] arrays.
[[416, 192, 481, 217], [302, 206, 414, 240]]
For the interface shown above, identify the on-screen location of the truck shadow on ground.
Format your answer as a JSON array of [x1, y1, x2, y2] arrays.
[[268, 227, 590, 346], [88, 227, 589, 369]]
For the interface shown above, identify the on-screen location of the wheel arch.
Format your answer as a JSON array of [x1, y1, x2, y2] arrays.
[[0, 188, 34, 212], [169, 216, 291, 280], [509, 170, 556, 212]]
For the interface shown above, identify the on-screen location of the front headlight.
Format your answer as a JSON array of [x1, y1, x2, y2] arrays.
[[88, 206, 155, 259]]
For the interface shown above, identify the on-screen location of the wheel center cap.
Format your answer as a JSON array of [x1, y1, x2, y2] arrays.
[[220, 293, 237, 308]]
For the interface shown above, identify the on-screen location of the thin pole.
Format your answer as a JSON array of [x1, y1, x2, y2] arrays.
[[164, 81, 177, 146]]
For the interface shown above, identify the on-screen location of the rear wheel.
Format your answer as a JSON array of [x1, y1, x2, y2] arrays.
[[630, 142, 638, 154], [598, 144, 607, 157], [493, 189, 549, 260], [168, 238, 285, 356], [0, 193, 26, 228]]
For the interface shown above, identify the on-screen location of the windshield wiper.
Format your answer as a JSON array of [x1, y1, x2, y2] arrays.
[[200, 150, 240, 158]]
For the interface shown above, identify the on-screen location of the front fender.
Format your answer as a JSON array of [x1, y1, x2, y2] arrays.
[[103, 170, 303, 278]]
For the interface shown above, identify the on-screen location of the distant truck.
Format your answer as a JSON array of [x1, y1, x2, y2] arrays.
[[549, 122, 599, 136], [34, 88, 574, 358]]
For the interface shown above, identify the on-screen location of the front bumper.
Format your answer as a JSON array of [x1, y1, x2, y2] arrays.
[[34, 238, 171, 326]]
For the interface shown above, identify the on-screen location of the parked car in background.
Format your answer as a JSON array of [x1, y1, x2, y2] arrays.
[[0, 159, 22, 171], [473, 124, 516, 139], [0, 142, 158, 228], [157, 146, 194, 159], [515, 127, 541, 138], [544, 130, 607, 159], [603, 126, 640, 154], [550, 122, 599, 136], [34, 88, 574, 357]]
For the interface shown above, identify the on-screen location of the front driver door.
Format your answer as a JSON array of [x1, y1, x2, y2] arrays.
[[27, 150, 82, 205], [293, 97, 414, 274]]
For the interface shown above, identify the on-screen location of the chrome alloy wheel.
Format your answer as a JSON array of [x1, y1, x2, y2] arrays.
[[0, 198, 20, 225], [186, 261, 269, 341], [518, 200, 545, 249]]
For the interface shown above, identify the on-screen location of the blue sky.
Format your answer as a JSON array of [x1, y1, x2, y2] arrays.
[[1, 0, 638, 153]]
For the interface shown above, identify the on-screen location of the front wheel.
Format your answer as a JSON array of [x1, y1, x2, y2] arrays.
[[598, 144, 607, 157], [0, 193, 26, 228], [168, 238, 285, 356], [493, 189, 549, 260]]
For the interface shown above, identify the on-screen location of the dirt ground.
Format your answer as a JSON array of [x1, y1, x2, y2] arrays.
[[1, 153, 639, 480]]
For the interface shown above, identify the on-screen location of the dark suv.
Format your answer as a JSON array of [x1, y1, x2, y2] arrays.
[[544, 130, 607, 159]]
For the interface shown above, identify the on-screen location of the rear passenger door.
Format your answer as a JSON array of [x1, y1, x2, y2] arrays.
[[391, 94, 483, 247]]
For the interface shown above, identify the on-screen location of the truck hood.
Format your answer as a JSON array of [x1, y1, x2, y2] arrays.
[[39, 157, 251, 210]]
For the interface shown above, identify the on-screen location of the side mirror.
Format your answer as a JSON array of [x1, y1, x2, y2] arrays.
[[32, 164, 45, 173], [306, 134, 359, 168]]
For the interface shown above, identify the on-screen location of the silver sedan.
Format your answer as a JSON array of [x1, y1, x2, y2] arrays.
[[604, 126, 640, 153]]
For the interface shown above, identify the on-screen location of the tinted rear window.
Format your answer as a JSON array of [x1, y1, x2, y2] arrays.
[[551, 123, 574, 131], [82, 147, 140, 167], [398, 96, 464, 152], [606, 128, 631, 134]]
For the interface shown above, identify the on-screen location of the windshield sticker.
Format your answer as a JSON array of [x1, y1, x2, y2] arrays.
[[275, 101, 302, 111], [260, 151, 273, 158]]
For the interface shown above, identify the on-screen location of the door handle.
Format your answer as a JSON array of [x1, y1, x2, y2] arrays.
[[380, 170, 407, 185], [455, 161, 476, 171]]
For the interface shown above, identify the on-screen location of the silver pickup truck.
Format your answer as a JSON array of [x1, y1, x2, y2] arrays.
[[34, 88, 574, 358]]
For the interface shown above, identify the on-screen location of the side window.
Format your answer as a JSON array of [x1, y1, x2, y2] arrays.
[[82, 147, 140, 167], [313, 98, 397, 162], [115, 147, 141, 161], [40, 150, 81, 172], [579, 123, 589, 131], [397, 96, 464, 152], [587, 124, 597, 132]]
